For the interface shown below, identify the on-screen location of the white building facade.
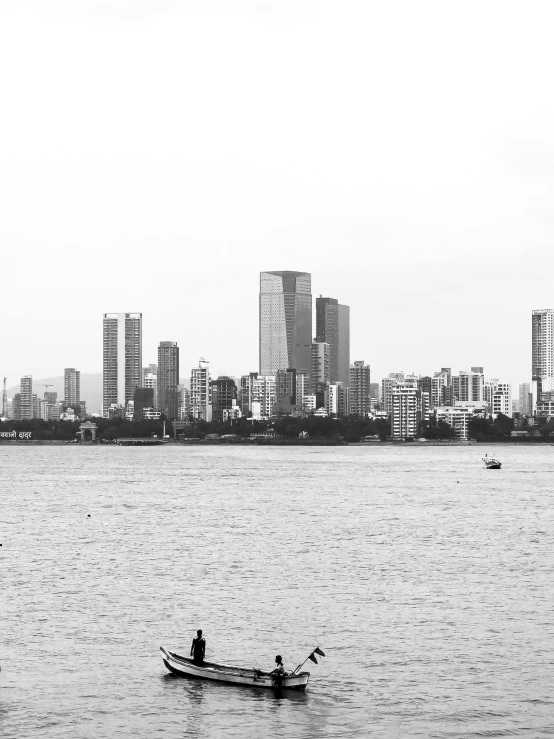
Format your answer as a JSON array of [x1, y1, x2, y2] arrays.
[[391, 385, 430, 440], [190, 358, 212, 421]]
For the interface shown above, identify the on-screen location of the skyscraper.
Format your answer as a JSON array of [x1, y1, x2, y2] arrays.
[[532, 309, 554, 405], [310, 342, 330, 390], [259, 271, 312, 376], [315, 296, 350, 387], [157, 341, 179, 419], [191, 358, 211, 421], [519, 382, 532, 415], [102, 313, 142, 417], [20, 376, 33, 419], [349, 361, 371, 416], [64, 368, 80, 406]]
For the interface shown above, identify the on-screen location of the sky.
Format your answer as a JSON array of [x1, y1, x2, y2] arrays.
[[1, 0, 553, 391]]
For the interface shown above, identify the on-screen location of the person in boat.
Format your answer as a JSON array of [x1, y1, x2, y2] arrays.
[[269, 655, 286, 685], [190, 630, 206, 666]]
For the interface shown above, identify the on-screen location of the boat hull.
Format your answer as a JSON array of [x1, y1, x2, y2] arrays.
[[160, 647, 309, 691]]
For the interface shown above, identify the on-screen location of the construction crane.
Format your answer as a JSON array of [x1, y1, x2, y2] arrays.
[[40, 384, 54, 390], [2, 378, 6, 418]]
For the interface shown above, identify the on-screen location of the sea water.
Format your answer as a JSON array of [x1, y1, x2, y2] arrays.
[[1, 444, 553, 738]]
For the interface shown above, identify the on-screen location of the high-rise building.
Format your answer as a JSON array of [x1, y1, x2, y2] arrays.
[[142, 364, 157, 382], [435, 407, 471, 440], [391, 385, 430, 439], [157, 342, 179, 420], [327, 383, 346, 416], [492, 382, 512, 418], [296, 371, 309, 415], [102, 313, 142, 417], [240, 372, 258, 416], [211, 376, 237, 423], [190, 358, 211, 421], [430, 371, 449, 408], [259, 271, 312, 376], [64, 368, 80, 406], [349, 361, 371, 416], [519, 383, 532, 415], [532, 309, 554, 408], [452, 370, 483, 403], [315, 296, 350, 387], [250, 375, 276, 419], [311, 342, 330, 408], [276, 368, 297, 417], [381, 373, 404, 417], [418, 376, 432, 396], [20, 376, 33, 419], [143, 372, 157, 408], [311, 342, 330, 389], [483, 379, 512, 417], [133, 387, 154, 420]]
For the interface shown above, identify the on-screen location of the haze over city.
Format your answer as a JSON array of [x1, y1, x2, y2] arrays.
[[2, 1, 554, 389]]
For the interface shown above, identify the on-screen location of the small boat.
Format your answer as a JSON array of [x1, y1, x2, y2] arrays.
[[483, 454, 501, 469], [160, 646, 311, 690]]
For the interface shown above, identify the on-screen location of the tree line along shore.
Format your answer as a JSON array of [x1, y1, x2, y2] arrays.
[[1, 412, 553, 443]]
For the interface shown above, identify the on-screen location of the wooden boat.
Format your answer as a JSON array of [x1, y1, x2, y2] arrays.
[[160, 646, 310, 690], [483, 454, 501, 469]]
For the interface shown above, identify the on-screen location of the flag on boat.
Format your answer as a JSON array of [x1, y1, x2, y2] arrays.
[[308, 647, 326, 664]]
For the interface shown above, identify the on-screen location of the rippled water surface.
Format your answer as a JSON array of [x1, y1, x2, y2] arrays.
[[1, 444, 553, 738]]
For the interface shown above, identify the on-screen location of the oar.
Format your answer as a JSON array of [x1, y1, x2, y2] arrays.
[[292, 646, 325, 674]]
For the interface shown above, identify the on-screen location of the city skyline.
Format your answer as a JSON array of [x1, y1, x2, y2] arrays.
[[3, 293, 552, 404]]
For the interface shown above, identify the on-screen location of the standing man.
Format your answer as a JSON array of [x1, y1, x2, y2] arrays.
[[190, 629, 206, 666]]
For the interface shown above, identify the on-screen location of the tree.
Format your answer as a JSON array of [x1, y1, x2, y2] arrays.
[[539, 419, 554, 437], [494, 413, 514, 437]]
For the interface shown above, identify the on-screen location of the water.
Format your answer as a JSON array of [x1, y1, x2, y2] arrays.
[[1, 444, 553, 738]]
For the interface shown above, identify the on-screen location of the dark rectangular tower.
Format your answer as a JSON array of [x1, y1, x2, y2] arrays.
[[315, 296, 350, 387], [157, 341, 179, 419]]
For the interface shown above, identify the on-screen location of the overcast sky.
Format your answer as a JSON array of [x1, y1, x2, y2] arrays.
[[1, 0, 553, 390]]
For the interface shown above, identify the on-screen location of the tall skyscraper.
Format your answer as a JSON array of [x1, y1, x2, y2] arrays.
[[20, 376, 33, 419], [157, 341, 179, 419], [64, 368, 80, 406], [315, 296, 350, 387], [102, 313, 142, 417], [259, 271, 312, 376], [532, 309, 554, 406], [349, 361, 371, 416], [190, 358, 211, 421], [311, 342, 330, 390]]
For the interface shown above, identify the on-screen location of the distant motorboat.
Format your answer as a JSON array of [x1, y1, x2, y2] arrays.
[[483, 454, 502, 469]]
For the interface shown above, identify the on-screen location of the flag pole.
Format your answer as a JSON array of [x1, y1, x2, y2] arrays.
[[292, 656, 311, 675], [292, 646, 325, 675]]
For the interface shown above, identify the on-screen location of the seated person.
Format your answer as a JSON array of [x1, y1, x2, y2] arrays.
[[270, 654, 286, 683]]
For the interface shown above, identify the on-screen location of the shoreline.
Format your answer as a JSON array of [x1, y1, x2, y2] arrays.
[[1, 438, 552, 446]]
